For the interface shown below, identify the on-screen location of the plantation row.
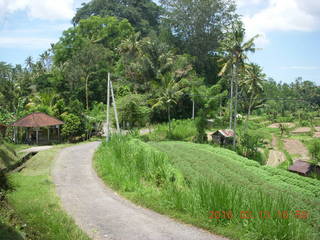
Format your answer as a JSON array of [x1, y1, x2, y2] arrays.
[[95, 137, 319, 240], [210, 146, 320, 197]]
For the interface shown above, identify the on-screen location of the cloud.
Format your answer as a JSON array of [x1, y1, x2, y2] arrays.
[[238, 0, 320, 45], [0, 0, 75, 20], [280, 66, 320, 71], [0, 36, 56, 49]]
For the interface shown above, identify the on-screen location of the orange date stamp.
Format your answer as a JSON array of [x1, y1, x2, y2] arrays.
[[209, 210, 309, 220]]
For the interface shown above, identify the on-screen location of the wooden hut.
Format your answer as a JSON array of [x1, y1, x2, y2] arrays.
[[288, 160, 320, 177], [11, 112, 64, 145], [211, 129, 234, 146]]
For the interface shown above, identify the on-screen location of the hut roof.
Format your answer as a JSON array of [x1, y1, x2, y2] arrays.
[[288, 160, 313, 175], [213, 129, 234, 138], [11, 112, 64, 128]]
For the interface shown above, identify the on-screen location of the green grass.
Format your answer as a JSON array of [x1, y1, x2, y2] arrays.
[[1, 145, 90, 240], [145, 119, 196, 141], [0, 143, 20, 171], [95, 136, 319, 240]]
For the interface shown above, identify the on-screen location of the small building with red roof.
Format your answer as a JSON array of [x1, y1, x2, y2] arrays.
[[11, 112, 64, 145]]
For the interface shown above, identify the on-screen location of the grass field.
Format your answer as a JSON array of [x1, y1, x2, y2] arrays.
[[95, 136, 319, 240], [1, 145, 90, 240]]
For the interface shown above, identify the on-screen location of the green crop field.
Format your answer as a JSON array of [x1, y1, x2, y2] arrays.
[[95, 136, 320, 240]]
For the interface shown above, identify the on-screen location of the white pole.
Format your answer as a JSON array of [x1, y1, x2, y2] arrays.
[[110, 79, 120, 133], [106, 73, 110, 142]]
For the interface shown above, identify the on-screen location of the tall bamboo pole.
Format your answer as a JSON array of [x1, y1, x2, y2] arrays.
[[106, 73, 110, 142], [110, 79, 120, 133]]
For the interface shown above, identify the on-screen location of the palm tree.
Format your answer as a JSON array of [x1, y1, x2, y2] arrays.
[[242, 63, 265, 124], [152, 73, 184, 131], [218, 21, 259, 149]]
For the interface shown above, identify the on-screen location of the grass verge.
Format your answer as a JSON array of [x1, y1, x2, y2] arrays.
[[1, 145, 90, 240]]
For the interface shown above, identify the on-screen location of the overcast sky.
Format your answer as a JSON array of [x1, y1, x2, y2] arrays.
[[0, 0, 319, 84]]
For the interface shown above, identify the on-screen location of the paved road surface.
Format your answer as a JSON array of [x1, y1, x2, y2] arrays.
[[52, 142, 227, 240]]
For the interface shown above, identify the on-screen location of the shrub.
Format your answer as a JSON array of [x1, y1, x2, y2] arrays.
[[61, 113, 82, 141]]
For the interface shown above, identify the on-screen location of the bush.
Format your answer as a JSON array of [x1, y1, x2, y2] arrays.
[[194, 110, 207, 143], [61, 113, 82, 141]]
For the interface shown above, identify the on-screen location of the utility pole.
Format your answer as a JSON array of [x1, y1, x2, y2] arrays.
[[106, 73, 110, 142], [110, 79, 120, 133]]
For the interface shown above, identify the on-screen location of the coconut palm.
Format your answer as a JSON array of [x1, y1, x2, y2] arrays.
[[218, 21, 259, 148], [242, 63, 265, 122]]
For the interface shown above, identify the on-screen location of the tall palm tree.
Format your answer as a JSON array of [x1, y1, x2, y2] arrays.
[[218, 21, 259, 149], [242, 63, 265, 122]]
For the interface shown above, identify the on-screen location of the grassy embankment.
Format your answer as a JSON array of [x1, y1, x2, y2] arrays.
[[0, 144, 90, 240], [94, 136, 320, 240]]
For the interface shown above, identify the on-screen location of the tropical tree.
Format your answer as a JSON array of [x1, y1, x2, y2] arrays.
[[152, 73, 184, 131], [242, 63, 265, 128], [218, 21, 259, 148]]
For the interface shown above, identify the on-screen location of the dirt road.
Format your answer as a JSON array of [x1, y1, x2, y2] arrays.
[[52, 142, 227, 240], [266, 135, 286, 167]]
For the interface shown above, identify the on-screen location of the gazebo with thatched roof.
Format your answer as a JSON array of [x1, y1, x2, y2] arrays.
[[11, 112, 64, 145]]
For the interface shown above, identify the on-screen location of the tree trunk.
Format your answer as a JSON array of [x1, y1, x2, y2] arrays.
[[229, 71, 234, 129], [192, 99, 195, 120], [168, 106, 171, 132], [85, 75, 89, 110], [232, 65, 238, 150], [245, 96, 253, 132]]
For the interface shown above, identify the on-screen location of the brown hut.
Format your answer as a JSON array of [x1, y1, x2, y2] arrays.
[[288, 160, 320, 177], [211, 129, 234, 146], [11, 112, 64, 145]]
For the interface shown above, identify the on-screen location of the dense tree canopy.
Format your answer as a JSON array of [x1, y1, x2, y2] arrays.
[[72, 0, 161, 35]]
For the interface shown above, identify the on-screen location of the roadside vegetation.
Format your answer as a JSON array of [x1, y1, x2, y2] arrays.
[[0, 145, 90, 240], [95, 136, 319, 240]]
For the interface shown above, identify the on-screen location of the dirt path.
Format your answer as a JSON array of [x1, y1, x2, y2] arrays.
[[283, 139, 310, 161], [266, 135, 286, 167], [52, 142, 226, 240]]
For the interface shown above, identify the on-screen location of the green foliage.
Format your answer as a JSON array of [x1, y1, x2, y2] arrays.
[[117, 94, 151, 129], [237, 131, 264, 164], [194, 111, 207, 143], [160, 0, 237, 83], [61, 113, 82, 141], [73, 0, 161, 35]]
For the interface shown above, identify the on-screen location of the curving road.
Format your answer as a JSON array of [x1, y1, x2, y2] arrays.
[[52, 142, 228, 240]]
